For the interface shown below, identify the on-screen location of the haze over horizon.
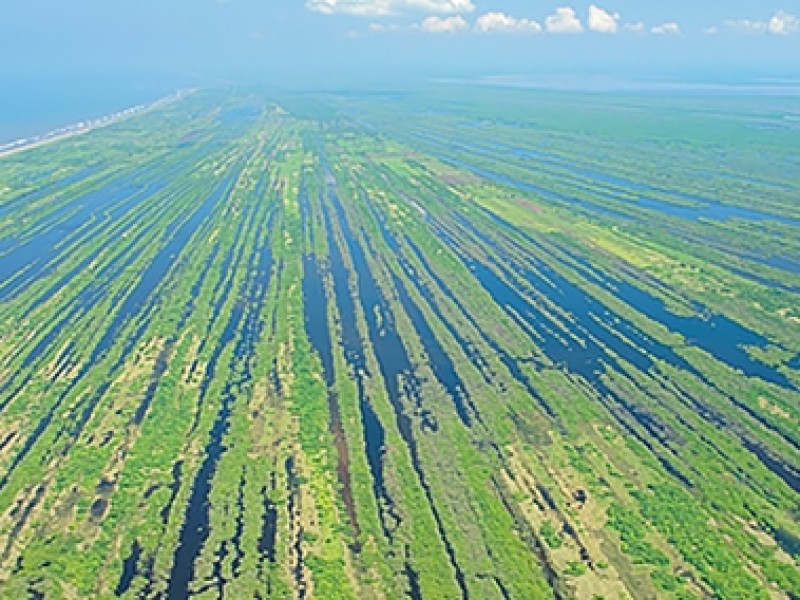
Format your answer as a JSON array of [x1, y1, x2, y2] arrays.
[[3, 0, 800, 86]]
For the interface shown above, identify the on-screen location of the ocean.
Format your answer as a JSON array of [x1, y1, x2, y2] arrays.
[[0, 73, 186, 145]]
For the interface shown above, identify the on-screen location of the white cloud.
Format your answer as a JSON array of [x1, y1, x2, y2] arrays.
[[722, 11, 798, 36], [475, 12, 541, 33], [623, 21, 646, 35], [308, 0, 390, 15], [588, 4, 619, 34], [418, 15, 468, 32], [704, 26, 718, 35], [307, 0, 475, 16], [651, 22, 681, 35], [723, 18, 768, 34], [768, 10, 799, 35], [545, 7, 583, 34]]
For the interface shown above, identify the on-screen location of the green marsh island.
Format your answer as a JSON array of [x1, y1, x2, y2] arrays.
[[0, 87, 799, 599]]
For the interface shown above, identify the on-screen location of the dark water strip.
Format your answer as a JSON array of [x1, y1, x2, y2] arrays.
[[0, 171, 236, 491], [286, 457, 308, 599], [320, 190, 400, 543], [741, 440, 800, 494], [358, 193, 474, 427], [0, 170, 172, 301], [390, 270, 472, 427], [1, 184, 185, 400], [63, 176, 238, 444], [114, 540, 141, 597], [611, 278, 793, 389], [19, 173, 199, 319], [0, 165, 101, 219], [443, 210, 800, 489], [429, 217, 695, 487], [474, 202, 794, 391], [325, 168, 469, 599], [1, 139, 230, 304], [403, 236, 557, 420], [398, 134, 630, 222], [133, 340, 173, 426], [167, 210, 273, 599], [160, 461, 184, 526], [259, 484, 278, 565], [473, 212, 800, 460], [302, 252, 361, 542], [88, 174, 236, 366], [231, 473, 247, 577], [405, 129, 800, 227]]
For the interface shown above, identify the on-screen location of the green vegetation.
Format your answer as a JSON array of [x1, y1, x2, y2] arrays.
[[0, 86, 797, 599]]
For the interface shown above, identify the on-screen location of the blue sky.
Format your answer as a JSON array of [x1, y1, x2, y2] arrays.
[[2, 1, 800, 85]]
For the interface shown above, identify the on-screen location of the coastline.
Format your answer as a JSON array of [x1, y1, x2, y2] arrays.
[[0, 87, 197, 160]]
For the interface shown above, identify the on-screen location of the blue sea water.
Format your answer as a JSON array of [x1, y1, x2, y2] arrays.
[[0, 73, 184, 146]]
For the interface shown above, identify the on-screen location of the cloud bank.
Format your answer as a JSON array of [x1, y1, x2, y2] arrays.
[[723, 19, 767, 34], [588, 4, 619, 34], [623, 21, 646, 34], [325, 3, 800, 42], [651, 22, 681, 35], [545, 7, 583, 34], [475, 12, 541, 34], [768, 10, 798, 35], [418, 14, 468, 32], [721, 10, 798, 36], [307, 0, 475, 16]]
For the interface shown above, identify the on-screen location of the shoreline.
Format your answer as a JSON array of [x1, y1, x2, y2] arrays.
[[0, 87, 197, 160]]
